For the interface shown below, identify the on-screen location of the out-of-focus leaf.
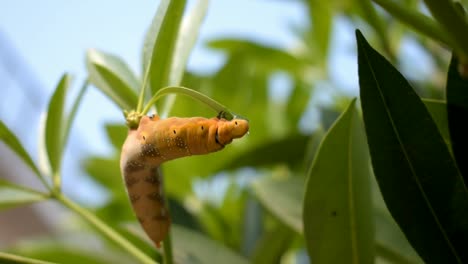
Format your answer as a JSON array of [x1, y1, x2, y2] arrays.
[[7, 238, 134, 264], [45, 73, 71, 177], [145, 0, 187, 95], [422, 99, 450, 147], [83, 157, 122, 193], [0, 252, 56, 264], [252, 175, 303, 234], [161, 0, 210, 116], [223, 134, 310, 170], [303, 99, 374, 263], [86, 49, 139, 110], [208, 39, 306, 78], [0, 121, 41, 178], [446, 55, 468, 182], [0, 181, 48, 210], [63, 80, 88, 149], [104, 123, 128, 150], [305, 0, 333, 65], [126, 223, 249, 264], [357, 30, 468, 263], [251, 224, 294, 264]]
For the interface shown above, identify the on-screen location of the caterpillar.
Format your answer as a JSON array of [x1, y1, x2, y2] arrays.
[[120, 114, 249, 247]]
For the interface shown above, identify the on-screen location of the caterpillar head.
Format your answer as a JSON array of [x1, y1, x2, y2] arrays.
[[185, 117, 249, 155]]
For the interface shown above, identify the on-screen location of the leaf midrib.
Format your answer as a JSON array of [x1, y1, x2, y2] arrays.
[[360, 45, 461, 263]]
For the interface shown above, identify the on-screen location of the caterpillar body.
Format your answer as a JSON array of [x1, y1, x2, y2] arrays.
[[120, 115, 249, 247]]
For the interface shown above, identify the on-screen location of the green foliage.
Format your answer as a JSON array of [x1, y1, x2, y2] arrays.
[[357, 30, 468, 263], [2, 1, 468, 264]]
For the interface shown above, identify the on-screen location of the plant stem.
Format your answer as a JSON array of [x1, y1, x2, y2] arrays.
[[137, 65, 151, 113], [162, 232, 174, 264], [0, 252, 57, 264], [372, 0, 451, 46], [142, 86, 234, 119], [54, 193, 156, 264]]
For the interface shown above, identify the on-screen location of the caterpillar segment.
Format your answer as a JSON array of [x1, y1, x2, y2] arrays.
[[120, 115, 249, 247]]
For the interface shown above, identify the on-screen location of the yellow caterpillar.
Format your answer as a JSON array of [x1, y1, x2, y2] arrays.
[[120, 114, 249, 247]]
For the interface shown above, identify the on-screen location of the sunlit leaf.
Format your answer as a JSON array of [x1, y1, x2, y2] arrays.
[[0, 121, 41, 178], [303, 99, 374, 263], [86, 49, 139, 110], [45, 73, 71, 177], [0, 181, 48, 210], [357, 30, 468, 263], [104, 123, 128, 150], [446, 55, 468, 182], [144, 0, 187, 95]]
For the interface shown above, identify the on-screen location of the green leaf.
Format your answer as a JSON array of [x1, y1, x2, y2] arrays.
[[160, 0, 210, 115], [0, 121, 41, 178], [357, 30, 468, 263], [104, 123, 128, 150], [252, 175, 304, 234], [422, 99, 451, 148], [145, 0, 187, 95], [303, 99, 374, 264], [45, 73, 71, 178], [251, 224, 294, 264], [0, 252, 57, 264], [126, 224, 249, 264], [446, 55, 468, 182], [223, 134, 310, 170], [86, 49, 139, 110], [0, 181, 48, 210], [305, 0, 333, 66], [63, 80, 89, 152]]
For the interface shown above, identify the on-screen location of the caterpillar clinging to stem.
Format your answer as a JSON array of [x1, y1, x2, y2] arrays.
[[120, 113, 249, 247]]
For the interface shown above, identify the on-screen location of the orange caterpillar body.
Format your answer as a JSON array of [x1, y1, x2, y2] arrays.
[[120, 115, 249, 247]]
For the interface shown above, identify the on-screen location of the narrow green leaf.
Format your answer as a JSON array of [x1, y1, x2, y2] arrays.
[[104, 123, 128, 149], [86, 49, 139, 110], [306, 0, 333, 65], [303, 99, 374, 264], [63, 79, 88, 151], [0, 183, 48, 211], [446, 55, 468, 182], [145, 0, 187, 95], [0, 252, 57, 264], [253, 175, 303, 234], [126, 224, 249, 264], [0, 121, 41, 178], [357, 30, 468, 263], [45, 74, 71, 177], [160, 0, 210, 115]]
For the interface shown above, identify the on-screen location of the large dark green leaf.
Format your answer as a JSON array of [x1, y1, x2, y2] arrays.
[[446, 55, 468, 182], [423, 99, 450, 147], [303, 99, 374, 264], [86, 49, 139, 110], [0, 121, 41, 178], [45, 73, 71, 177], [357, 30, 468, 263]]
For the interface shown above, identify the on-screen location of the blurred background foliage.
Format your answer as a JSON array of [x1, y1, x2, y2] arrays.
[[1, 0, 465, 263]]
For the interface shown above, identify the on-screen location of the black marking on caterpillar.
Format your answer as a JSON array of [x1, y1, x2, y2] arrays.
[[145, 174, 161, 185], [125, 160, 145, 173], [140, 143, 160, 158], [124, 174, 140, 187], [129, 194, 141, 204], [147, 192, 165, 204]]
